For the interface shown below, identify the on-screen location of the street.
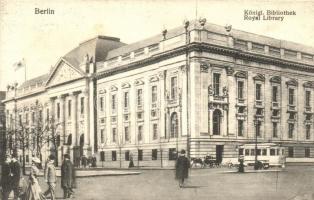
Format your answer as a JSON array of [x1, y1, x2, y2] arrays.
[[32, 165, 314, 200]]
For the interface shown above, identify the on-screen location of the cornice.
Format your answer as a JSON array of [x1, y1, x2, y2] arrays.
[[96, 42, 314, 80]]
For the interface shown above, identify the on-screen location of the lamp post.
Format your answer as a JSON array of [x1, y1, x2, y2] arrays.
[[253, 115, 259, 170]]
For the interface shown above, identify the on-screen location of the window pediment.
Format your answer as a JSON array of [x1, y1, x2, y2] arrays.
[[253, 74, 265, 82], [110, 85, 118, 92], [235, 71, 248, 79], [303, 81, 314, 88], [121, 82, 131, 89], [270, 76, 281, 84], [149, 76, 159, 83], [286, 79, 298, 86], [99, 89, 106, 94], [134, 79, 144, 86]]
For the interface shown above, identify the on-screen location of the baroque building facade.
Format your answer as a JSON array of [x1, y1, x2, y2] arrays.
[[3, 20, 314, 167]]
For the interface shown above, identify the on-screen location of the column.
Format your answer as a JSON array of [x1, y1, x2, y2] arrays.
[[226, 66, 236, 137], [159, 70, 166, 139], [71, 92, 78, 146], [83, 89, 90, 154]]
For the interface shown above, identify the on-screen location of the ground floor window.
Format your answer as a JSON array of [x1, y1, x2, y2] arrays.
[[169, 148, 177, 160], [305, 148, 310, 158], [288, 147, 294, 158], [26, 155, 29, 163], [112, 151, 117, 161], [100, 151, 105, 161], [152, 149, 158, 160], [138, 149, 143, 161], [125, 150, 130, 161]]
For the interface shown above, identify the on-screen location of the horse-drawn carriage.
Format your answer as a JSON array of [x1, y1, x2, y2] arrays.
[[190, 155, 219, 168]]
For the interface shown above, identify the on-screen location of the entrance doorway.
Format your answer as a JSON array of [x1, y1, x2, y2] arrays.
[[216, 145, 224, 164]]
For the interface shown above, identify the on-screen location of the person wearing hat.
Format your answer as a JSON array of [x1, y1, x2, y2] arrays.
[[23, 157, 45, 200], [175, 149, 191, 188], [61, 154, 76, 199], [43, 154, 57, 200], [1, 154, 14, 200]]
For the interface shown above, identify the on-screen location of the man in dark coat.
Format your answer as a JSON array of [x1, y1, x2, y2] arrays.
[[61, 154, 76, 198], [175, 149, 190, 188], [1, 155, 13, 200]]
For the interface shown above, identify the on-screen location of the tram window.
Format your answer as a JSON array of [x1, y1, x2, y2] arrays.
[[282, 149, 284, 155], [245, 149, 249, 156], [239, 148, 244, 155], [277, 149, 280, 155], [270, 149, 275, 156], [251, 149, 255, 156], [257, 149, 261, 156], [262, 149, 267, 155]]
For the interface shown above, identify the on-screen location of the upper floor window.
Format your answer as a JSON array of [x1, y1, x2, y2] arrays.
[[80, 97, 84, 114], [288, 88, 295, 105], [111, 94, 116, 111], [306, 125, 311, 140], [151, 86, 157, 103], [46, 108, 49, 121], [171, 77, 177, 99], [32, 112, 35, 123], [100, 129, 104, 143], [272, 86, 278, 102], [124, 92, 129, 109], [112, 128, 116, 143], [138, 125, 143, 141], [273, 122, 278, 138], [237, 81, 244, 99], [305, 91, 311, 107], [68, 100, 72, 117], [255, 84, 262, 100], [26, 113, 29, 125], [238, 120, 244, 136], [19, 114, 22, 125], [137, 89, 143, 106], [124, 126, 129, 142], [153, 123, 158, 140], [288, 123, 294, 138], [213, 109, 221, 135], [100, 97, 104, 111], [213, 73, 220, 96], [39, 110, 43, 123]]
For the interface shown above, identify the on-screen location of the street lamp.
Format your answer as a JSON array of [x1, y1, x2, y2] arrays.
[[253, 115, 259, 170]]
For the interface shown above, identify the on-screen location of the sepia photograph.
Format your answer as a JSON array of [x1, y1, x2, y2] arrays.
[[0, 0, 314, 199]]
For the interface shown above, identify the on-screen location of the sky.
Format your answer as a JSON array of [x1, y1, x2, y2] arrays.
[[0, 0, 314, 90]]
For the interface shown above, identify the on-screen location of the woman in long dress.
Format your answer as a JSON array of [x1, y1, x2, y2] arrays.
[[23, 157, 46, 200]]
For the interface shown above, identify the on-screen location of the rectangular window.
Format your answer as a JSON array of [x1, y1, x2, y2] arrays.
[[32, 112, 35, 123], [137, 89, 143, 106], [239, 149, 243, 156], [288, 88, 294, 105], [272, 86, 278, 102], [138, 150, 143, 161], [305, 148, 310, 158], [124, 92, 129, 109], [112, 151, 117, 161], [112, 128, 116, 143], [270, 149, 276, 156], [100, 97, 104, 111], [169, 148, 177, 160], [306, 125, 311, 140], [68, 100, 71, 117], [100, 151, 105, 161], [111, 94, 116, 111], [153, 124, 158, 140], [124, 126, 129, 142], [305, 91, 311, 107], [255, 84, 261, 100], [256, 122, 261, 137], [171, 77, 177, 99], [288, 123, 294, 138], [125, 151, 130, 161], [213, 73, 220, 96], [238, 120, 243, 136], [80, 97, 84, 114], [152, 149, 158, 160], [288, 147, 294, 158], [26, 113, 29, 124], [245, 149, 249, 156], [262, 149, 267, 156], [100, 129, 104, 143], [46, 109, 49, 121], [138, 125, 143, 141], [19, 114, 22, 125], [151, 86, 157, 103], [39, 110, 43, 123], [273, 122, 278, 138], [237, 81, 244, 99]]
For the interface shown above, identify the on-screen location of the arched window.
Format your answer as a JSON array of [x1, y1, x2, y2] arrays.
[[170, 112, 178, 138], [213, 109, 222, 135]]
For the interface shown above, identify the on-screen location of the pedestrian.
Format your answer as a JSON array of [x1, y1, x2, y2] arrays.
[[61, 154, 76, 199], [175, 149, 190, 188], [128, 153, 134, 168], [92, 155, 97, 167], [23, 157, 46, 200], [1, 155, 14, 200], [238, 156, 245, 173], [81, 155, 87, 168], [43, 155, 57, 200], [10, 154, 21, 199]]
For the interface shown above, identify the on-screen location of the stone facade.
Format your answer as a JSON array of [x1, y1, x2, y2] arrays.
[[3, 20, 314, 167]]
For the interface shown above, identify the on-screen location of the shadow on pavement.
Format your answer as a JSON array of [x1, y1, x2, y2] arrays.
[[182, 185, 207, 189]]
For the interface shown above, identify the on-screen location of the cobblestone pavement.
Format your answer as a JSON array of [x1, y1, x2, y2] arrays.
[[7, 165, 314, 200]]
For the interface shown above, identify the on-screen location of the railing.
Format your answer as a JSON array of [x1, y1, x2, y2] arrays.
[[305, 106, 312, 112], [272, 102, 279, 109], [255, 100, 263, 107]]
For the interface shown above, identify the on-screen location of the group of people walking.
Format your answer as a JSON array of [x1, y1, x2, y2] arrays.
[[0, 153, 76, 200]]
